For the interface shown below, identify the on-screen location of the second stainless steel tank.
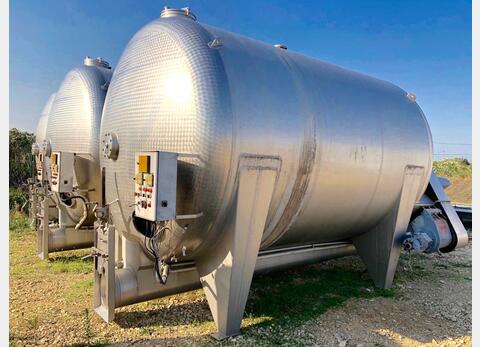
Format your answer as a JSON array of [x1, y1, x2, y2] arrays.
[[35, 93, 56, 146], [46, 57, 112, 223]]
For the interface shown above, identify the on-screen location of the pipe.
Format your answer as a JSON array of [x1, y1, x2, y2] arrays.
[[49, 225, 95, 252], [113, 242, 356, 308]]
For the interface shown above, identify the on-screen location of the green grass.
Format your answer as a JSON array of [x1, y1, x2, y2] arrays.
[[9, 212, 92, 280], [9, 212, 33, 239], [449, 261, 472, 268], [43, 256, 92, 274], [65, 280, 94, 303], [239, 265, 397, 344]]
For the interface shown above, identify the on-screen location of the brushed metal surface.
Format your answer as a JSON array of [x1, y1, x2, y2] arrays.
[[46, 64, 112, 162], [100, 15, 433, 262], [35, 93, 56, 144], [46, 61, 112, 222]]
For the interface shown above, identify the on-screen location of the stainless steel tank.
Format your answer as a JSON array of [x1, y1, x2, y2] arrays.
[[96, 8, 467, 338], [31, 93, 58, 224], [37, 56, 112, 257], [33, 92, 56, 178], [35, 93, 56, 146], [100, 11, 432, 260], [46, 56, 112, 222]]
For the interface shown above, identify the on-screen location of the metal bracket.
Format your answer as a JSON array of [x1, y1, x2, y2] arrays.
[[37, 184, 50, 260], [93, 207, 116, 322], [426, 172, 468, 251]]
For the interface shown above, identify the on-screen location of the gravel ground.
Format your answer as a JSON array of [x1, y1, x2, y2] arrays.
[[281, 244, 472, 347], [9, 219, 472, 346]]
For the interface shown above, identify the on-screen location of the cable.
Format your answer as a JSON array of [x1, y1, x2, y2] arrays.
[[144, 222, 170, 285]]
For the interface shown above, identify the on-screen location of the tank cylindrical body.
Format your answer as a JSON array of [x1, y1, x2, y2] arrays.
[[46, 58, 112, 222], [35, 93, 56, 145], [100, 16, 432, 261]]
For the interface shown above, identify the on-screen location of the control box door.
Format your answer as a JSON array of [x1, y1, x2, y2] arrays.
[[50, 151, 75, 193], [134, 151, 177, 222]]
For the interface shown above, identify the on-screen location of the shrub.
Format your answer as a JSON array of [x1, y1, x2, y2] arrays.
[[9, 128, 35, 188], [9, 188, 29, 211], [433, 158, 472, 178]]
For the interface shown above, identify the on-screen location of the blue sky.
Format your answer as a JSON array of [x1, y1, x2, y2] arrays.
[[10, 0, 472, 159]]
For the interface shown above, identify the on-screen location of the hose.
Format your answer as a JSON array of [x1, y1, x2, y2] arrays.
[[59, 194, 89, 230]]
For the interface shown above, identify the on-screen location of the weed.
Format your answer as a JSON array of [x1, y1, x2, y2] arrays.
[[9, 212, 33, 239], [25, 315, 38, 330], [83, 308, 94, 345], [449, 261, 471, 268], [139, 326, 155, 336]]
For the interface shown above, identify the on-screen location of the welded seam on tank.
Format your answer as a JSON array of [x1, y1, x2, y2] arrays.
[[260, 53, 316, 249]]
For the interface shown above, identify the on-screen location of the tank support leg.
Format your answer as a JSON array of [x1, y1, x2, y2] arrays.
[[28, 179, 37, 221], [37, 185, 50, 260], [93, 215, 116, 322], [353, 165, 425, 289], [196, 155, 280, 340]]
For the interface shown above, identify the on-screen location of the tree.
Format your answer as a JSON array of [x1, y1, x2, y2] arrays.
[[9, 128, 35, 188]]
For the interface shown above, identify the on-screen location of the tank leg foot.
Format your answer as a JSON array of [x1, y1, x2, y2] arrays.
[[197, 155, 280, 339], [93, 219, 116, 322], [37, 187, 50, 260], [353, 165, 425, 289]]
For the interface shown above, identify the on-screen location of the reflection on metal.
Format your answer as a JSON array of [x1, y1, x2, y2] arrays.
[[84, 56, 111, 69], [406, 92, 417, 102], [274, 44, 288, 50], [160, 6, 196, 20]]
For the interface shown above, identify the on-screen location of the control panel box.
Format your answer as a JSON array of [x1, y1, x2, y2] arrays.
[[50, 151, 75, 193], [134, 152, 177, 222]]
